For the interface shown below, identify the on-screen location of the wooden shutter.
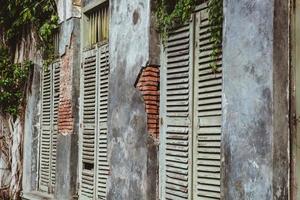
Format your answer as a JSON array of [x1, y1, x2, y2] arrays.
[[80, 48, 97, 199], [160, 22, 194, 200], [80, 44, 109, 199], [193, 5, 222, 199], [96, 44, 110, 199], [51, 61, 60, 188], [39, 62, 60, 193], [39, 65, 52, 192], [160, 3, 223, 200]]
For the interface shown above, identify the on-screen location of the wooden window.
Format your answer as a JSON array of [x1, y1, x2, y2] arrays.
[[83, 1, 109, 48], [159, 3, 223, 199], [79, 44, 110, 200], [39, 61, 60, 194]]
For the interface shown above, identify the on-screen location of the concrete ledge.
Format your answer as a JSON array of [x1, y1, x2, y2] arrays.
[[21, 191, 54, 200]]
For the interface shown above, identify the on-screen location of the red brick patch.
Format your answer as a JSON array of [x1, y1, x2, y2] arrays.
[[136, 66, 160, 139], [58, 41, 74, 135]]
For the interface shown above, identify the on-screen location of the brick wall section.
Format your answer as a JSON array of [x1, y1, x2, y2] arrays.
[[136, 66, 160, 139], [58, 40, 74, 135]]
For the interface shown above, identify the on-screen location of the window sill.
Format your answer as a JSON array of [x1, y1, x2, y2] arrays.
[[21, 191, 54, 200]]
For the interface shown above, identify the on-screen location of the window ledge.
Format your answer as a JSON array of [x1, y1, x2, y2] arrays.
[[21, 191, 54, 200]]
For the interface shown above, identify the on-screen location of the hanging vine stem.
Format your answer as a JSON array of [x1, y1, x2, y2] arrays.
[[155, 0, 223, 72], [207, 0, 223, 73]]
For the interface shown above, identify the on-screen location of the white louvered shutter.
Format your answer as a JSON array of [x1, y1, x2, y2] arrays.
[[160, 3, 223, 200], [51, 61, 60, 188], [96, 44, 110, 199], [39, 62, 60, 193], [193, 5, 222, 199], [160, 22, 194, 200], [80, 48, 97, 199], [39, 65, 52, 192], [80, 45, 110, 200]]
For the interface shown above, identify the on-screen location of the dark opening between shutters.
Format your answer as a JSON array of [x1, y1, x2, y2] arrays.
[[83, 162, 94, 171]]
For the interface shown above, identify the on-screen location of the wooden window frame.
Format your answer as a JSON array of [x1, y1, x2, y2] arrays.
[[81, 0, 109, 50]]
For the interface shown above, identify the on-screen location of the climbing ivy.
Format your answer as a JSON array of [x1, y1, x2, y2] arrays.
[[156, 0, 195, 42], [0, 0, 58, 117], [0, 47, 33, 117], [155, 0, 223, 71], [208, 0, 223, 72]]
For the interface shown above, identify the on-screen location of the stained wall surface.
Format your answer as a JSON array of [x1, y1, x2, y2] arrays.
[[107, 0, 158, 199], [222, 0, 289, 199]]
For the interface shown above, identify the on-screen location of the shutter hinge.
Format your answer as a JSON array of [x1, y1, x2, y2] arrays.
[[72, 194, 79, 200], [72, 183, 80, 199], [293, 113, 300, 126], [160, 117, 163, 125]]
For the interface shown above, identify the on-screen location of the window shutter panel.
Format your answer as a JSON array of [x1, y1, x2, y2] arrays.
[[39, 65, 53, 192], [51, 61, 60, 188], [160, 22, 194, 200], [193, 5, 222, 199], [80, 45, 110, 200], [96, 44, 110, 199], [81, 49, 97, 199], [39, 63, 59, 193]]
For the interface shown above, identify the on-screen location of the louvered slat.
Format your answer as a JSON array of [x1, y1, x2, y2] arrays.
[[97, 44, 110, 199], [160, 22, 193, 200], [81, 48, 97, 199], [193, 5, 222, 200]]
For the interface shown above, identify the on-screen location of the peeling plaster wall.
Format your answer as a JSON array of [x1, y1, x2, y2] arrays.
[[222, 0, 289, 199], [107, 0, 158, 199], [22, 60, 42, 193], [55, 3, 81, 200]]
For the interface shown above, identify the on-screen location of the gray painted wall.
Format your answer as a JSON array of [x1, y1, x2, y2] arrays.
[[55, 17, 81, 200], [222, 0, 289, 199], [107, 0, 158, 199], [22, 61, 42, 193]]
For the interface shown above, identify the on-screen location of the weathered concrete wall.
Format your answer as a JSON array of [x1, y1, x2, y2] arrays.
[[107, 0, 158, 199], [55, 6, 81, 200], [22, 61, 42, 193], [222, 0, 289, 199]]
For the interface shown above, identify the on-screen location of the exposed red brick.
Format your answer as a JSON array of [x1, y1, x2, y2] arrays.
[[138, 76, 159, 82], [145, 100, 158, 106], [58, 38, 75, 135], [143, 96, 159, 101], [139, 86, 158, 91], [136, 66, 160, 139], [141, 91, 159, 96], [148, 114, 159, 119], [142, 71, 159, 77], [144, 67, 159, 72]]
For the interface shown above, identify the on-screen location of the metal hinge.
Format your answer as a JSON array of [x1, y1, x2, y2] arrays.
[[160, 117, 163, 125], [72, 183, 80, 199], [292, 113, 300, 126]]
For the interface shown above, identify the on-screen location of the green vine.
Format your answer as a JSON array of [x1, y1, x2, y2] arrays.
[[0, 0, 58, 117], [0, 47, 33, 117], [155, 0, 223, 72], [156, 0, 195, 42], [208, 0, 223, 72]]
